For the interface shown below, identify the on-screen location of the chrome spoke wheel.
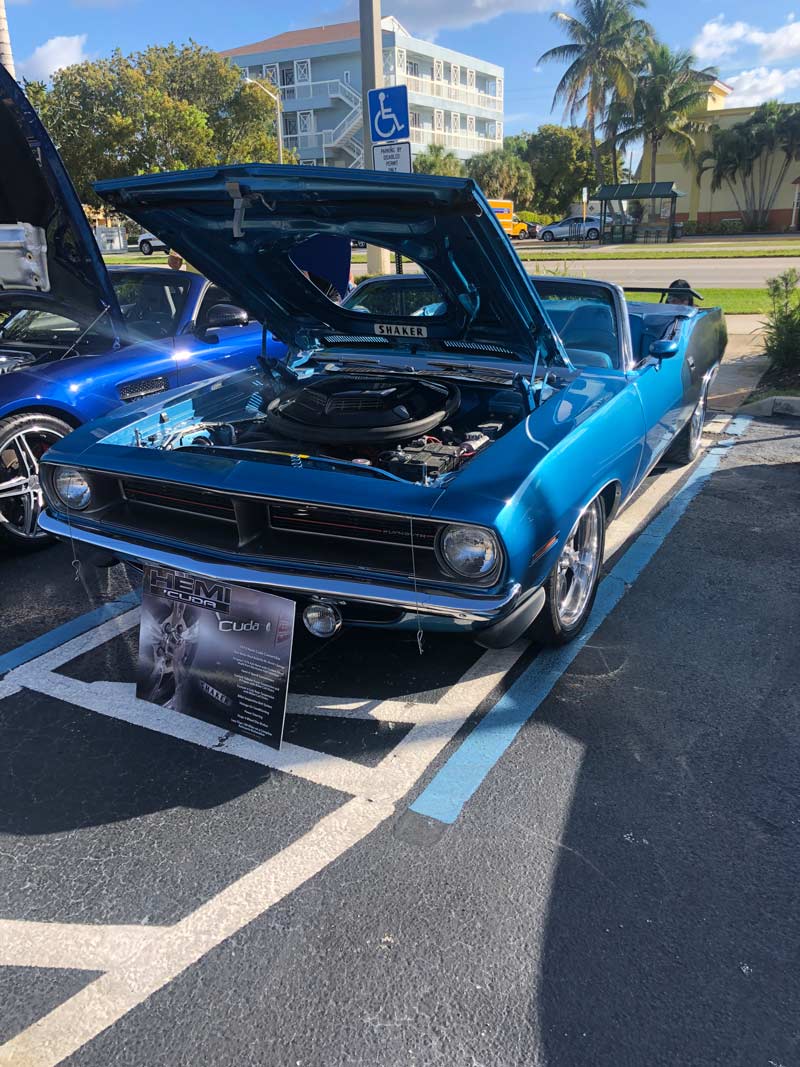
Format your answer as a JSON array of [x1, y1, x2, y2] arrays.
[[555, 502, 602, 629], [0, 426, 63, 543]]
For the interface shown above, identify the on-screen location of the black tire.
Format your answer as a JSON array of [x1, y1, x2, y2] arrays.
[[139, 240, 153, 256], [542, 230, 554, 242], [586, 227, 600, 241], [667, 385, 707, 465], [532, 496, 606, 646], [0, 413, 73, 551]]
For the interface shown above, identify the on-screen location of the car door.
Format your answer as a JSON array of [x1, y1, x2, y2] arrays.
[[629, 329, 687, 477]]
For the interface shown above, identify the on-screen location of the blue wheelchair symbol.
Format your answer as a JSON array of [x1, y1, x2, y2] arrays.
[[368, 85, 409, 144]]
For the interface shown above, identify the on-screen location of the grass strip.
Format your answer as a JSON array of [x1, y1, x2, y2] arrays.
[[627, 288, 769, 315]]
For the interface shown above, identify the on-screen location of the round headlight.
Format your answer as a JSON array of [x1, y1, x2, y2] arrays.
[[439, 524, 499, 578], [53, 467, 91, 510]]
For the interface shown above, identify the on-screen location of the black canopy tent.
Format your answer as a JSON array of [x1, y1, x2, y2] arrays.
[[595, 181, 686, 243]]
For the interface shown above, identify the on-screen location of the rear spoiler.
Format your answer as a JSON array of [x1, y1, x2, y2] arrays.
[[624, 286, 704, 303]]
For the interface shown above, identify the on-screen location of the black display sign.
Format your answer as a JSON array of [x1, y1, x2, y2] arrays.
[[137, 566, 295, 750]]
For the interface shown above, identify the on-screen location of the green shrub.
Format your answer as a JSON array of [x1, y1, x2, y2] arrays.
[[518, 211, 557, 225], [682, 220, 697, 236], [763, 268, 800, 371], [718, 218, 745, 235]]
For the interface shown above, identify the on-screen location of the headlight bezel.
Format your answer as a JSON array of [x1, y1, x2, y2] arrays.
[[52, 466, 92, 511], [436, 523, 502, 581]]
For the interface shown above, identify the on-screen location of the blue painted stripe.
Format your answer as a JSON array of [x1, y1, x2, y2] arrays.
[[410, 434, 739, 825], [0, 589, 142, 676]]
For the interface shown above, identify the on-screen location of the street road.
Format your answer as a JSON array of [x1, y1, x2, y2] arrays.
[[0, 412, 798, 1066], [353, 255, 796, 288], [539, 256, 797, 288]]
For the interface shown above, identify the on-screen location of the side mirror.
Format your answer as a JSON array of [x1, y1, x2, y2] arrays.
[[204, 303, 249, 330], [649, 339, 679, 359]]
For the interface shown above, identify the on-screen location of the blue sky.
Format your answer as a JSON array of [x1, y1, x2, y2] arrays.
[[7, 0, 800, 133]]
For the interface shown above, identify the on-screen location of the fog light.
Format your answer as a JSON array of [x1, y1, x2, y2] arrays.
[[302, 602, 342, 638]]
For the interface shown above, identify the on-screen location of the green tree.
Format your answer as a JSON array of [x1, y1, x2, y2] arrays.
[[33, 42, 282, 205], [618, 43, 716, 186], [538, 0, 652, 174], [412, 143, 465, 177], [697, 101, 800, 230], [519, 124, 598, 215], [465, 150, 535, 205]]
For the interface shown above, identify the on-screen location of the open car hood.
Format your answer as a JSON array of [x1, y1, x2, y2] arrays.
[[95, 164, 565, 368], [0, 66, 124, 341]]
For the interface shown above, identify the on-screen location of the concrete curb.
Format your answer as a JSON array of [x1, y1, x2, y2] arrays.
[[740, 395, 800, 417]]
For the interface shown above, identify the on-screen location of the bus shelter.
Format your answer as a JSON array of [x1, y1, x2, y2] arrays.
[[596, 182, 686, 244]]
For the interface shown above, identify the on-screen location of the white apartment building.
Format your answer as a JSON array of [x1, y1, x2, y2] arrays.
[[219, 16, 504, 167]]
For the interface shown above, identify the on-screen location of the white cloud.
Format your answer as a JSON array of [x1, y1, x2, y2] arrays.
[[692, 15, 800, 64], [692, 17, 754, 63], [725, 65, 800, 106], [338, 0, 563, 37], [17, 34, 88, 81]]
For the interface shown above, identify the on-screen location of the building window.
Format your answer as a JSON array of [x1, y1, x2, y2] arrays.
[[467, 68, 476, 90], [410, 110, 421, 128], [298, 111, 314, 134], [434, 59, 443, 83], [451, 112, 460, 133], [343, 70, 351, 85], [407, 60, 420, 77], [294, 59, 310, 83], [265, 64, 278, 86], [246, 65, 263, 79], [467, 114, 475, 135], [283, 113, 298, 136]]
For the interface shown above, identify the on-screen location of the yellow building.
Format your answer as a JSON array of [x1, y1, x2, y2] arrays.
[[640, 81, 798, 232]]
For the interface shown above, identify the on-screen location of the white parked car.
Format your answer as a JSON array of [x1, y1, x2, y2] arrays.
[[539, 215, 602, 242], [137, 232, 168, 255]]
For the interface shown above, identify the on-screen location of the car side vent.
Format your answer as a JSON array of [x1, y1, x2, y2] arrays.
[[323, 335, 389, 345], [118, 375, 170, 401]]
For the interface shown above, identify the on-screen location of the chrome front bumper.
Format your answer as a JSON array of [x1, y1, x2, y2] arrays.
[[39, 513, 522, 624]]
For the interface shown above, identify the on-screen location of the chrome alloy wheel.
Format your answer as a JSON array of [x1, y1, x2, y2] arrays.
[[555, 502, 603, 629], [689, 388, 707, 454], [0, 426, 64, 542]]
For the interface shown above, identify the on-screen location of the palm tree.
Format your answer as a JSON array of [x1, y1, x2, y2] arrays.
[[619, 43, 716, 186], [697, 101, 800, 229], [0, 0, 16, 78], [413, 143, 465, 177], [538, 0, 652, 175]]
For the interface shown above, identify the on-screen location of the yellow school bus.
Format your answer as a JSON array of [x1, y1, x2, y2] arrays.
[[488, 199, 529, 240]]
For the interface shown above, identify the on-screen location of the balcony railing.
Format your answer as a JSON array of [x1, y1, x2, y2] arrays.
[[389, 72, 502, 111], [409, 127, 501, 153]]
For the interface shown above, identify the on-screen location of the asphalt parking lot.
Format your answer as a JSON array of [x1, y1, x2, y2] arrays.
[[1, 413, 798, 1066]]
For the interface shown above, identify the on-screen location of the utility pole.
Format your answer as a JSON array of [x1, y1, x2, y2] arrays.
[[0, 0, 16, 79], [359, 0, 389, 275], [245, 77, 284, 164]]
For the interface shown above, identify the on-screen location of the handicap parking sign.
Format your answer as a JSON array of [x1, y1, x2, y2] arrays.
[[368, 84, 409, 144]]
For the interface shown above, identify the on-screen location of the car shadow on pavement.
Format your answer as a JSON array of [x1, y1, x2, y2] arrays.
[[533, 455, 800, 1066]]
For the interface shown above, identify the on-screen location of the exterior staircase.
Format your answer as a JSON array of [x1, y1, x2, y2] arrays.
[[322, 80, 364, 167]]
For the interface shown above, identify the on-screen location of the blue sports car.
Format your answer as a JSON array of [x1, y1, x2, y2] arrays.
[[39, 165, 726, 648], [0, 67, 288, 548]]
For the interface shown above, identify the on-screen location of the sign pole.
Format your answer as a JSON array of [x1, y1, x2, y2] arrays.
[[359, 0, 390, 276]]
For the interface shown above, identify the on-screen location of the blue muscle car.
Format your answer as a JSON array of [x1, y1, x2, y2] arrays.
[[0, 66, 286, 548], [38, 165, 726, 648]]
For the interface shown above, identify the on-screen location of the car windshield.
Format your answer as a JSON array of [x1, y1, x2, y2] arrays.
[[531, 280, 620, 370], [0, 271, 192, 352], [112, 271, 191, 342], [341, 278, 443, 318]]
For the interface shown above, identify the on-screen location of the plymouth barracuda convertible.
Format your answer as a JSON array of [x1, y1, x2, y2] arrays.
[[38, 165, 726, 648]]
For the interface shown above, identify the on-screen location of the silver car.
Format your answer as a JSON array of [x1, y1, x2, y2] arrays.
[[539, 215, 601, 242]]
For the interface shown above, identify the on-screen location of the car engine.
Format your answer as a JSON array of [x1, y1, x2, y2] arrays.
[[163, 372, 530, 485]]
